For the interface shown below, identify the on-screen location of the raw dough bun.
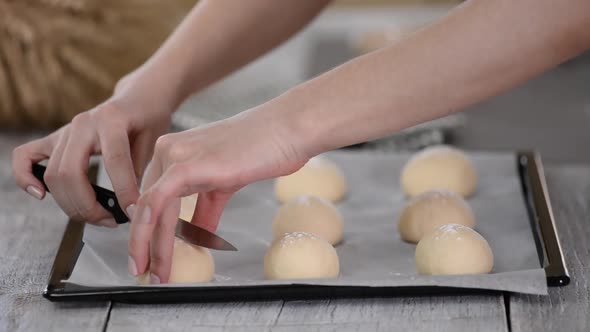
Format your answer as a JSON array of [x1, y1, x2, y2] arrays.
[[264, 232, 340, 280], [273, 195, 344, 245], [275, 156, 347, 203], [137, 272, 150, 285], [401, 146, 477, 197], [179, 194, 198, 221], [137, 204, 213, 285], [415, 224, 493, 275], [137, 238, 214, 284], [398, 190, 475, 243]]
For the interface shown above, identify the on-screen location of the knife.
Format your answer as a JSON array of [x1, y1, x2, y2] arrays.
[[32, 163, 237, 251]]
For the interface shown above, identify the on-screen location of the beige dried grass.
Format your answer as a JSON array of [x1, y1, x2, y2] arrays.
[[0, 0, 195, 130]]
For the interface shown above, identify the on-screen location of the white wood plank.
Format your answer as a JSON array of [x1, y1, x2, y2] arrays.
[[107, 301, 284, 332], [0, 135, 110, 332], [510, 166, 590, 332], [0, 209, 111, 331], [273, 296, 507, 332], [108, 295, 506, 332]]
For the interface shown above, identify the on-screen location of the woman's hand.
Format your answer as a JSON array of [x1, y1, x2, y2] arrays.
[[127, 107, 309, 283], [12, 70, 174, 227]]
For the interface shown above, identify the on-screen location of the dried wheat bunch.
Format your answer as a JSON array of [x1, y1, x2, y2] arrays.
[[0, 0, 195, 130]]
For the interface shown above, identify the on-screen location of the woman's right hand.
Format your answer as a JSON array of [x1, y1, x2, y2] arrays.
[[12, 70, 174, 227]]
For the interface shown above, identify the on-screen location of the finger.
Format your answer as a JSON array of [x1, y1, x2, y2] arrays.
[[59, 119, 112, 223], [45, 128, 78, 218], [130, 133, 155, 187], [128, 160, 163, 277], [134, 163, 212, 226], [142, 157, 162, 191], [191, 191, 233, 233], [148, 197, 180, 284], [98, 125, 140, 217], [128, 162, 202, 278], [12, 136, 53, 199]]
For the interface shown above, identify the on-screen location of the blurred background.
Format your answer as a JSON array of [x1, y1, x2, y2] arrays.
[[2, 0, 589, 163]]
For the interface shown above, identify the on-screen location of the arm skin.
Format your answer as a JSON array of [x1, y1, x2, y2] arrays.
[[138, 0, 332, 112], [126, 0, 590, 283], [264, 0, 590, 158]]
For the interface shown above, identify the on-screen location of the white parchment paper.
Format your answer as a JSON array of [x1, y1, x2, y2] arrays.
[[67, 150, 548, 295]]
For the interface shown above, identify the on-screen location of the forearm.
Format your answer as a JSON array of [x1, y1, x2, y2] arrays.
[[270, 0, 590, 156], [137, 0, 330, 111]]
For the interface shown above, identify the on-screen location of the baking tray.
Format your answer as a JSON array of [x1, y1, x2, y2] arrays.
[[42, 151, 569, 303]]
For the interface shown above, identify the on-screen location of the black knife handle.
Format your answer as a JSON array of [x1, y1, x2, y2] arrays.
[[32, 163, 130, 224]]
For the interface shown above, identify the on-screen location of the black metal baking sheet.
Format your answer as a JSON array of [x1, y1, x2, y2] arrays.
[[43, 151, 569, 303]]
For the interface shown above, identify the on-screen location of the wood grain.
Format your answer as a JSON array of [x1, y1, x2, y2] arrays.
[[273, 296, 507, 332], [106, 296, 507, 332], [510, 166, 590, 332], [107, 301, 284, 332], [0, 200, 111, 331], [0, 135, 110, 332]]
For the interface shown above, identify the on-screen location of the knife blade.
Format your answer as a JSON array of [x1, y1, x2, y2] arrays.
[[32, 163, 237, 251]]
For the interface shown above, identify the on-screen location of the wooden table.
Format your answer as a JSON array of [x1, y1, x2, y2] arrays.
[[1, 133, 588, 332]]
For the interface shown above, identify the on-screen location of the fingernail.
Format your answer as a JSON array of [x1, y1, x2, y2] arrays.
[[26, 186, 43, 200], [135, 206, 152, 224], [97, 218, 118, 228], [150, 273, 160, 285], [128, 256, 138, 276], [126, 204, 136, 218]]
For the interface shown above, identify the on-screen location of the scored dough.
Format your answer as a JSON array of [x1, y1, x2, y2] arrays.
[[137, 237, 215, 284], [401, 146, 478, 197], [264, 232, 340, 280], [274, 156, 347, 203], [398, 190, 475, 243], [137, 194, 213, 285], [415, 224, 494, 275], [273, 195, 344, 245]]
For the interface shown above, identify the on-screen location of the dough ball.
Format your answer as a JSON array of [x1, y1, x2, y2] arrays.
[[275, 156, 347, 203], [137, 272, 150, 285], [137, 197, 213, 285], [398, 190, 475, 243], [136, 237, 215, 284], [179, 194, 198, 221], [401, 146, 478, 197], [415, 224, 493, 275], [273, 195, 344, 245], [264, 232, 340, 280]]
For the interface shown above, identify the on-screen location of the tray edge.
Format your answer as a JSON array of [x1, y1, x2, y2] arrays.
[[518, 151, 570, 286]]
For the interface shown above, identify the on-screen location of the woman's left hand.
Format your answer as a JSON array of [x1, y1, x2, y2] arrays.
[[128, 107, 309, 284]]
